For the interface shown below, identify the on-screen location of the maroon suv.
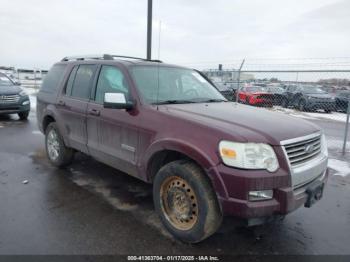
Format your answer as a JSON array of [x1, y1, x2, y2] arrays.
[[37, 54, 328, 243]]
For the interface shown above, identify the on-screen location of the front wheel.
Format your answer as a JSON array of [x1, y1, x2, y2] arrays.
[[45, 122, 74, 167], [153, 160, 222, 243], [18, 111, 29, 120]]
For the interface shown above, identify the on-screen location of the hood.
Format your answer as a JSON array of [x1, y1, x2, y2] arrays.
[[162, 102, 320, 145], [306, 93, 332, 99], [251, 92, 273, 96], [0, 85, 22, 95]]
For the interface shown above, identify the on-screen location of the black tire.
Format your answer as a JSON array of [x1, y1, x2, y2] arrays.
[[153, 160, 222, 243], [298, 99, 307, 111], [45, 122, 74, 168], [18, 111, 29, 120]]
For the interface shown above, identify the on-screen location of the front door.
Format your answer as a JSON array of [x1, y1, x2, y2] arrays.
[[86, 65, 139, 176]]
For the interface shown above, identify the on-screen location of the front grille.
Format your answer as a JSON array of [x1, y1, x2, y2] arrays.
[[0, 94, 20, 103], [284, 135, 322, 166], [257, 94, 273, 99]]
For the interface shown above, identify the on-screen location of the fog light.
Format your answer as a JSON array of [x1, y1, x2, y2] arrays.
[[22, 100, 30, 105], [249, 190, 273, 201]]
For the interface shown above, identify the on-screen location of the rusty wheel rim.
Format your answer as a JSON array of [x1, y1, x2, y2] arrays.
[[160, 176, 198, 231]]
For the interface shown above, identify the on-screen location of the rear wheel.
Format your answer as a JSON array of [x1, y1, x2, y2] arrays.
[[18, 111, 29, 120], [153, 160, 222, 243], [45, 122, 74, 167]]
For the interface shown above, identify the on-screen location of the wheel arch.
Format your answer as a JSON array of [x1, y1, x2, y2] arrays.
[[143, 139, 227, 199], [42, 114, 56, 133]]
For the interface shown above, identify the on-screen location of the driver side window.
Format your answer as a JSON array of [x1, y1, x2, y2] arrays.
[[95, 66, 129, 103]]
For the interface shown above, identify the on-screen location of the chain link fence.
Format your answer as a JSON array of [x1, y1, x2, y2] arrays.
[[199, 58, 350, 157]]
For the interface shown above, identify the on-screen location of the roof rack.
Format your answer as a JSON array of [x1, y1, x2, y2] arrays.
[[61, 54, 162, 63]]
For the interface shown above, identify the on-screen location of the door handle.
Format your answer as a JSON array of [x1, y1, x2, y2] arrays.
[[88, 109, 100, 116]]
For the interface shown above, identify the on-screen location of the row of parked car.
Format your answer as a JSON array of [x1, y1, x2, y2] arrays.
[[216, 82, 350, 113]]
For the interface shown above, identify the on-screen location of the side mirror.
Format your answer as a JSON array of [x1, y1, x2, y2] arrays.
[[103, 93, 134, 110], [14, 81, 21, 86]]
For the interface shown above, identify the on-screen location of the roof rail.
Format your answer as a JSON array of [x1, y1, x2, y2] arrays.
[[61, 54, 162, 63]]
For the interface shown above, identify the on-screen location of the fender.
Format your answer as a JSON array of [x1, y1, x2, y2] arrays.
[[141, 138, 228, 198], [41, 105, 71, 147]]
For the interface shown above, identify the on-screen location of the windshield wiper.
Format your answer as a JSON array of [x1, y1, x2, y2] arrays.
[[199, 98, 227, 103], [152, 100, 197, 105]]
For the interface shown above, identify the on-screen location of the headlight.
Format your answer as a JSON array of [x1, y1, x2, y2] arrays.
[[219, 141, 279, 172], [321, 134, 328, 157], [19, 91, 27, 96]]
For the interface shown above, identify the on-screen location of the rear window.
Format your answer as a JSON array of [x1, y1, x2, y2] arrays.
[[41, 64, 67, 93]]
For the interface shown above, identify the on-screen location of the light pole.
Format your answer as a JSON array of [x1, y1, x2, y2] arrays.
[[147, 0, 153, 60]]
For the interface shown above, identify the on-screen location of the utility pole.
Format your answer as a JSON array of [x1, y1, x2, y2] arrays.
[[147, 0, 153, 60], [235, 59, 245, 102]]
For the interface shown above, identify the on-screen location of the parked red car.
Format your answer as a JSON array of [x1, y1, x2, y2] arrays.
[[238, 85, 274, 107]]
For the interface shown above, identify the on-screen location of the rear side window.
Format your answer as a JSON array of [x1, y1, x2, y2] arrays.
[[65, 66, 79, 96], [41, 64, 67, 93], [70, 65, 96, 100]]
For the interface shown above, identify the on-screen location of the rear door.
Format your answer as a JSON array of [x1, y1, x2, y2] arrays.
[[56, 64, 97, 153], [86, 65, 139, 176]]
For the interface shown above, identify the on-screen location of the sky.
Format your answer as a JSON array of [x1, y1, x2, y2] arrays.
[[0, 0, 350, 70]]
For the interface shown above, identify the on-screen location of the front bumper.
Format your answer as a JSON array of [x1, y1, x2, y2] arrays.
[[306, 100, 335, 110], [250, 98, 273, 107], [0, 97, 30, 114], [218, 169, 328, 219], [210, 149, 328, 220]]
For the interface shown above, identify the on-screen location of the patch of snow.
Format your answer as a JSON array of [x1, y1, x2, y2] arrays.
[[22, 87, 38, 96], [272, 106, 348, 123], [32, 130, 42, 135], [328, 159, 350, 177], [29, 95, 36, 110], [326, 138, 350, 150], [289, 113, 315, 120], [303, 112, 348, 123]]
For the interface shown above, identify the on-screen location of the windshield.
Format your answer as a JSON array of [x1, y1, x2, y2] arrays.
[[0, 74, 14, 86], [131, 66, 226, 104], [246, 86, 268, 93], [300, 85, 327, 94], [267, 86, 284, 93]]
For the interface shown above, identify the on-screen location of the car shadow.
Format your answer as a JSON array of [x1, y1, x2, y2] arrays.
[[33, 151, 301, 252]]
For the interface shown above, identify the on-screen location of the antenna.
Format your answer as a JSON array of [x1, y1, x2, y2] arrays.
[[157, 20, 162, 60]]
